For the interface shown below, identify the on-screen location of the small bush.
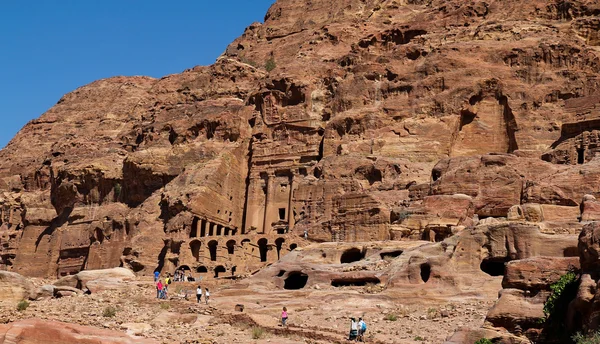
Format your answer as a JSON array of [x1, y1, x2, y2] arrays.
[[251, 326, 265, 339], [16, 300, 29, 311], [384, 313, 398, 321], [414, 336, 425, 341], [475, 339, 494, 344], [160, 302, 170, 310], [103, 306, 116, 317], [265, 58, 276, 72], [573, 331, 600, 344]]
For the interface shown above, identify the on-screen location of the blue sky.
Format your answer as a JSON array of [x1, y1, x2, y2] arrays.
[[0, 1, 275, 149]]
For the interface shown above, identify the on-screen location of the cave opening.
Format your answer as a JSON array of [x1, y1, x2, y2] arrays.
[[420, 263, 431, 283], [480, 257, 509, 277], [284, 272, 308, 290], [380, 250, 403, 260], [340, 248, 365, 264], [331, 277, 380, 287]]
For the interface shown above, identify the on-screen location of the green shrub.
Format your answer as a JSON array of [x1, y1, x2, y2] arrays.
[[475, 339, 494, 344], [103, 306, 116, 317], [573, 331, 600, 344], [414, 336, 425, 341], [543, 271, 578, 321], [384, 313, 397, 321], [16, 300, 29, 311], [265, 58, 276, 72], [160, 302, 170, 310], [251, 326, 265, 339]]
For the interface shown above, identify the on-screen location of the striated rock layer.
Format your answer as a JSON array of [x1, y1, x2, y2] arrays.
[[1, 0, 600, 288]]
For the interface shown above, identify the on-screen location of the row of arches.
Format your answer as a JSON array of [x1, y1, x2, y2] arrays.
[[188, 237, 298, 263], [177, 265, 237, 278]]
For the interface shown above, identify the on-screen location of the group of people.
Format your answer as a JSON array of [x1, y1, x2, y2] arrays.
[[173, 268, 194, 282], [349, 317, 367, 342], [279, 308, 367, 342], [196, 285, 210, 304], [154, 271, 172, 299]]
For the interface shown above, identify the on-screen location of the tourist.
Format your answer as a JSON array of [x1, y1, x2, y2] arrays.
[[196, 285, 202, 303], [357, 317, 367, 342], [188, 273, 195, 282], [304, 230, 308, 240], [281, 307, 288, 327], [205, 288, 210, 304], [156, 280, 163, 299], [349, 318, 358, 341], [154, 270, 160, 283]]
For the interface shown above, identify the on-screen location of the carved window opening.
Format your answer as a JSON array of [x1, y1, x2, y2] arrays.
[[189, 240, 201, 262], [208, 240, 218, 261], [578, 147, 585, 164], [258, 238, 269, 262], [289, 243, 297, 251], [275, 237, 285, 260], [226, 240, 236, 255], [279, 208, 286, 220], [197, 266, 208, 273], [209, 223, 214, 236]]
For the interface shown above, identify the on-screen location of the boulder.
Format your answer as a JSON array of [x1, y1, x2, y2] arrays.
[[54, 268, 136, 292], [444, 327, 529, 344], [0, 271, 34, 302], [582, 195, 600, 221], [32, 285, 55, 301], [502, 257, 579, 291], [579, 222, 600, 272], [0, 318, 158, 343], [485, 288, 545, 331], [120, 323, 152, 336]]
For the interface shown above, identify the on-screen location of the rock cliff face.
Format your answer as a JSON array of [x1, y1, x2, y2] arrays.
[[1, 0, 600, 290]]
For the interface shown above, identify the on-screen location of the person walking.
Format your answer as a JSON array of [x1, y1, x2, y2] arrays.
[[281, 307, 288, 327], [196, 285, 203, 303], [205, 288, 210, 304], [154, 270, 160, 283], [357, 317, 367, 342], [156, 280, 163, 299], [349, 318, 358, 341]]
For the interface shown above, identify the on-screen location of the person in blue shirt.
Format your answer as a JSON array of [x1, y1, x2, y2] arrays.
[[154, 270, 160, 283]]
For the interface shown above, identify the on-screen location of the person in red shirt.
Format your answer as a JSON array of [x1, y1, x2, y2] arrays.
[[156, 280, 163, 299], [281, 307, 288, 327]]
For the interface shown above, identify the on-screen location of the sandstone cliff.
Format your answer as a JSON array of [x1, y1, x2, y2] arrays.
[[1, 0, 600, 290]]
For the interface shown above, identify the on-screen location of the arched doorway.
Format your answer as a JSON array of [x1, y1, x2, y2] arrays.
[[226, 240, 236, 255], [189, 240, 201, 262], [258, 238, 268, 262], [214, 265, 226, 278], [275, 237, 285, 260], [197, 266, 208, 273], [289, 243, 297, 251], [208, 240, 218, 261]]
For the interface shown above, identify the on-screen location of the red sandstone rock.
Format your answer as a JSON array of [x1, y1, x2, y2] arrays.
[[502, 257, 580, 291], [0, 318, 158, 344]]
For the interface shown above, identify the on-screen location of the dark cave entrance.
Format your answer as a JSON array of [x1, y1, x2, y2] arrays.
[[420, 263, 431, 283], [340, 248, 365, 264], [480, 257, 509, 277], [284, 272, 308, 290]]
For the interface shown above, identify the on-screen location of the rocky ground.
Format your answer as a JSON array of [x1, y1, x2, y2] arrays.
[[0, 276, 498, 344]]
